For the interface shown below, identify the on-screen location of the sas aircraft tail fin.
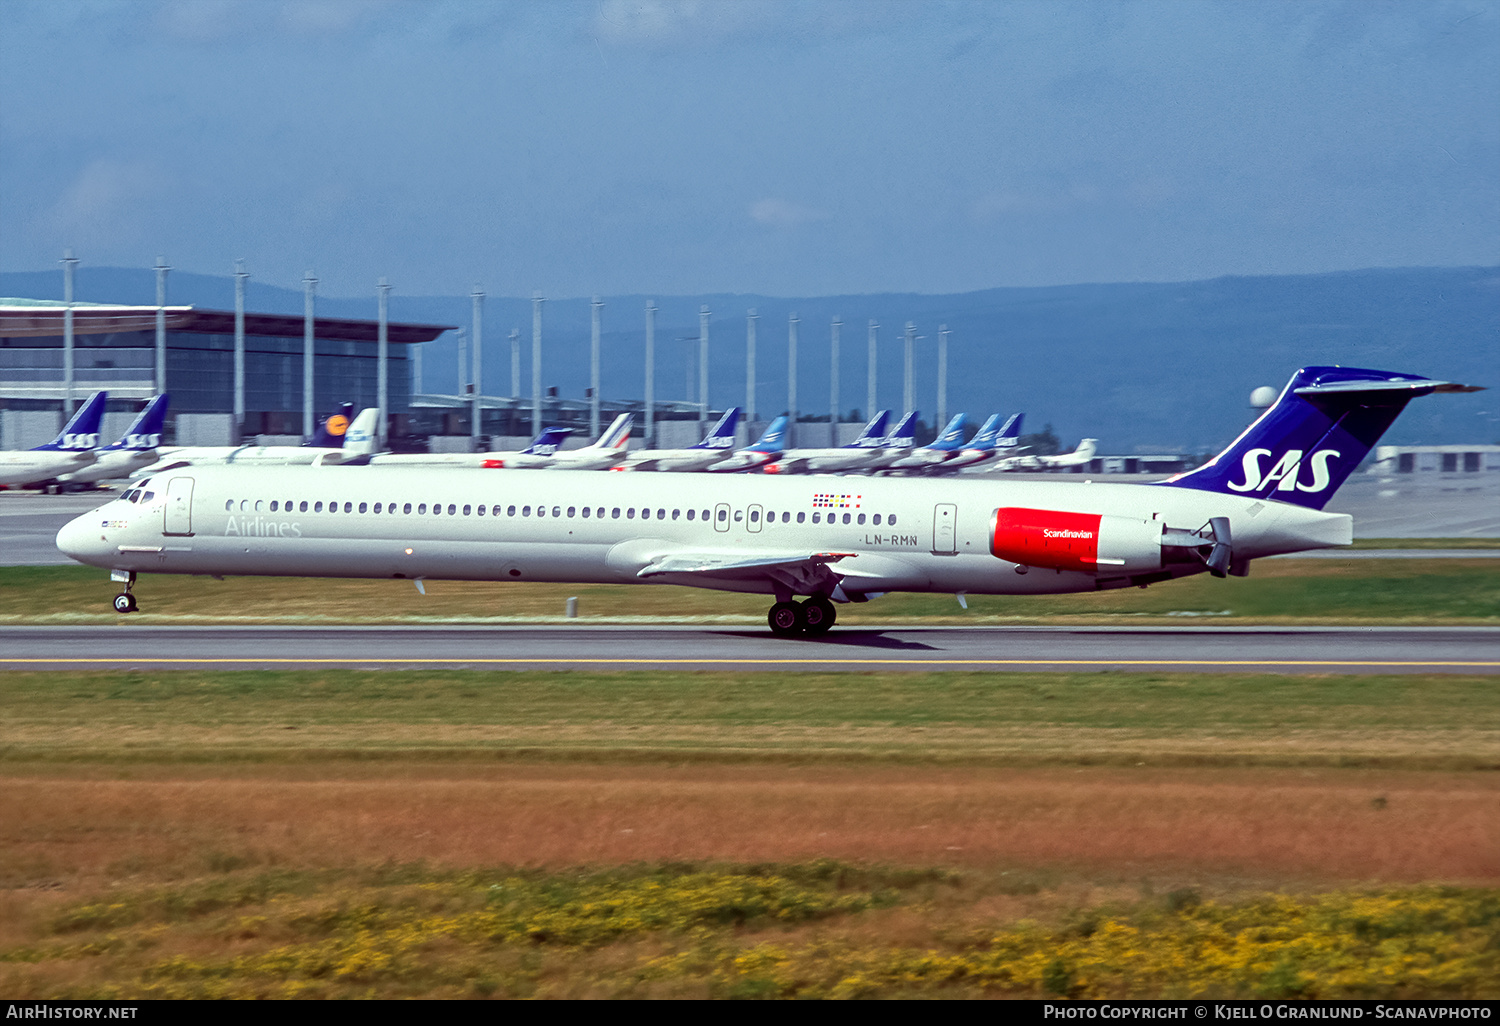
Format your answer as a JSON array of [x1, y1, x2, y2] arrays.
[[692, 407, 741, 449], [847, 410, 890, 448], [35, 390, 108, 451], [521, 426, 573, 455], [1161, 366, 1482, 510], [103, 394, 169, 451]]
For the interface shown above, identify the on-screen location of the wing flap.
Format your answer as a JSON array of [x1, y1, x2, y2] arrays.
[[638, 550, 855, 596]]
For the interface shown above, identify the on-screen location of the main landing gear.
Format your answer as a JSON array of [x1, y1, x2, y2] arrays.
[[112, 570, 138, 614], [767, 596, 836, 638]]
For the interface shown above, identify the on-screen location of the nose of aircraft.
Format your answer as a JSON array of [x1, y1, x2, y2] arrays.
[[56, 511, 108, 566]]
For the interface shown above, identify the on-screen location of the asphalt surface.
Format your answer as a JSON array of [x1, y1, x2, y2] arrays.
[[2, 625, 1495, 673]]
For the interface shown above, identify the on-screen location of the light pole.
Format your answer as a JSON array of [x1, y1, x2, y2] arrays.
[[154, 255, 170, 395], [698, 305, 710, 429], [745, 308, 758, 425], [531, 292, 544, 435], [590, 296, 603, 437], [866, 319, 878, 422], [471, 285, 484, 447], [830, 315, 841, 438], [62, 249, 78, 414], [787, 312, 799, 445], [302, 271, 317, 438], [644, 301, 657, 446], [235, 261, 249, 441]]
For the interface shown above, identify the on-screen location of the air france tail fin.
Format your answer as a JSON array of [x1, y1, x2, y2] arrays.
[[847, 410, 890, 448], [744, 415, 789, 453], [692, 407, 741, 449], [883, 411, 919, 450], [589, 412, 633, 449], [306, 403, 356, 448], [35, 390, 107, 451], [1161, 366, 1482, 510], [521, 426, 573, 455], [926, 413, 969, 451], [996, 413, 1024, 449], [103, 394, 169, 451], [341, 408, 380, 456]]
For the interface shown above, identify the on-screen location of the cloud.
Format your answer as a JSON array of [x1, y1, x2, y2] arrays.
[[749, 198, 828, 228]]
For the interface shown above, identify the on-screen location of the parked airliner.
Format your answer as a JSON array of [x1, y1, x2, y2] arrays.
[[58, 394, 171, 486], [371, 414, 633, 471], [622, 408, 741, 472], [990, 438, 1098, 472], [133, 404, 368, 476], [0, 390, 107, 487], [937, 413, 1023, 473], [707, 416, 790, 473], [57, 366, 1478, 633]]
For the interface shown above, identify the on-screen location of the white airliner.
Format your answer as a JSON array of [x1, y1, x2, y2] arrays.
[[371, 413, 633, 471], [935, 413, 1023, 473], [134, 404, 373, 476], [57, 366, 1479, 631], [58, 394, 171, 486], [0, 390, 106, 487], [622, 408, 741, 472], [990, 438, 1098, 472], [886, 413, 970, 472], [762, 411, 920, 475]]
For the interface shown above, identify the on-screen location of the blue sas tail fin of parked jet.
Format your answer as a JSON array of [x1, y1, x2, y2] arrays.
[[996, 412, 1024, 450], [520, 426, 573, 456], [846, 411, 891, 448], [305, 403, 356, 448], [35, 390, 108, 451], [692, 407, 741, 449], [102, 394, 169, 451], [1161, 366, 1483, 510], [883, 411, 919, 449]]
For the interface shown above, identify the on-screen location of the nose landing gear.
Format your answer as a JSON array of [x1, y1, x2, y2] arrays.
[[111, 570, 138, 614], [766, 595, 837, 637]]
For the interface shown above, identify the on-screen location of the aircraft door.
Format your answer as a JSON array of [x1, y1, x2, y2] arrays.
[[164, 477, 195, 536], [713, 502, 731, 533], [747, 503, 763, 533], [933, 503, 957, 554]]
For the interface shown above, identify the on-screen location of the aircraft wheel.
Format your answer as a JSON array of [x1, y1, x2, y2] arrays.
[[113, 592, 137, 614], [801, 597, 836, 636], [768, 601, 802, 636]]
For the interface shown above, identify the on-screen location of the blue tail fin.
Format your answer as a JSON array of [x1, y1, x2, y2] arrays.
[[965, 414, 1005, 451], [996, 413, 1023, 448], [306, 403, 355, 447], [883, 411, 920, 450], [1161, 366, 1481, 510], [925, 413, 969, 451], [745, 415, 789, 453], [846, 410, 891, 448], [521, 426, 573, 455], [104, 394, 169, 451], [35, 391, 107, 451], [693, 407, 741, 450]]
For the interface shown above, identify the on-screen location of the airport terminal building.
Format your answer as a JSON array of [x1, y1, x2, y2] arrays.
[[0, 298, 453, 447]]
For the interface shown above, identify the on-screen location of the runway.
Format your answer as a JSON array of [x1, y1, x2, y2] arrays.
[[2, 625, 1495, 673]]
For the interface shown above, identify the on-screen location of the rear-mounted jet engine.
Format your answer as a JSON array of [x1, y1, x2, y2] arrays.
[[989, 507, 1233, 579]]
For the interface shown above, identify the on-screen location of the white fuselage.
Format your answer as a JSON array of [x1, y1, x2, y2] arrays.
[[59, 448, 158, 484], [371, 448, 626, 471], [137, 445, 348, 476], [58, 465, 1352, 600], [623, 446, 734, 472], [0, 449, 96, 486], [767, 443, 896, 474]]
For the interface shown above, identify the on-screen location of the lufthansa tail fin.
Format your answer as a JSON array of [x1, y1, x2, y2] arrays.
[[306, 403, 356, 448], [103, 394, 169, 451], [1161, 366, 1482, 510], [35, 391, 108, 451], [692, 407, 741, 449]]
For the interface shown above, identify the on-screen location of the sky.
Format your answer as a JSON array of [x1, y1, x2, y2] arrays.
[[2, 0, 1496, 299]]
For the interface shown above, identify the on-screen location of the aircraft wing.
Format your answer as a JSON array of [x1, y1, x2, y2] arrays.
[[637, 550, 855, 595]]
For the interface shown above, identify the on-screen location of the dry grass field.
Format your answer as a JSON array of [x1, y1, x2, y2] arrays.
[[1, 666, 1496, 998]]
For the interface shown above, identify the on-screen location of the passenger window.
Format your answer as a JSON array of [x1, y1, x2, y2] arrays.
[[873, 514, 881, 526], [538, 506, 546, 518], [672, 509, 680, 520], [315, 501, 324, 512], [567, 506, 576, 517], [447, 504, 456, 516], [225, 500, 234, 511], [702, 509, 710, 521], [359, 502, 368, 514], [418, 503, 427, 514], [301, 501, 310, 512], [492, 505, 501, 517], [463, 505, 471, 516], [889, 514, 898, 526], [476, 504, 484, 516], [344, 502, 354, 513], [782, 512, 790, 523], [552, 506, 561, 518], [597, 508, 605, 519], [812, 512, 821, 524], [843, 513, 851, 524], [750, 510, 759, 522], [508, 505, 516, 516], [432, 504, 441, 516], [640, 508, 650, 520], [717, 509, 727, 522], [657, 509, 665, 520], [857, 514, 865, 525], [239, 499, 249, 511], [404, 503, 413, 514], [733, 510, 742, 522], [686, 509, 695, 521], [373, 502, 381, 513], [612, 508, 621, 519], [796, 512, 805, 524], [627, 508, 635, 519], [270, 501, 279, 512], [522, 506, 531, 516], [582, 507, 591, 518]]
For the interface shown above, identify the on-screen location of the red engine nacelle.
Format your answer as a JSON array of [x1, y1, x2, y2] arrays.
[[990, 507, 1164, 574]]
